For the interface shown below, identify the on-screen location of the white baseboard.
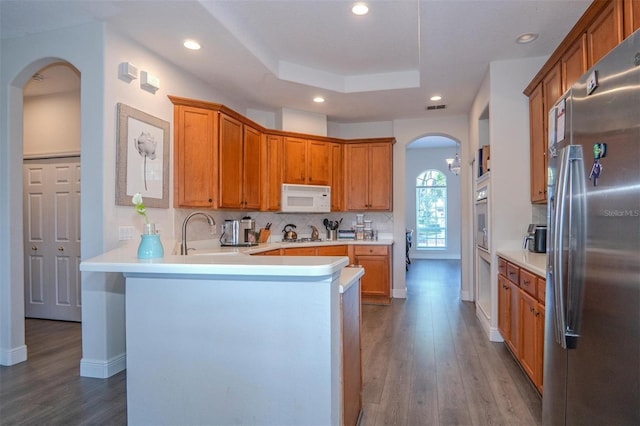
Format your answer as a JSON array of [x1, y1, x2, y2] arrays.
[[0, 344, 27, 366], [392, 288, 407, 299], [80, 353, 126, 378], [460, 289, 472, 301], [489, 327, 504, 342]]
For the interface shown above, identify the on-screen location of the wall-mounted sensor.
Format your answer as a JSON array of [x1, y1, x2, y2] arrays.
[[119, 62, 138, 81], [140, 71, 160, 92]]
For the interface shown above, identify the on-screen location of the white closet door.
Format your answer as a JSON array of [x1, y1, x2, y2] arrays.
[[23, 158, 81, 322]]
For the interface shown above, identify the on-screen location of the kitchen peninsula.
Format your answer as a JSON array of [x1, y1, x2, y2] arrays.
[[80, 245, 364, 425]]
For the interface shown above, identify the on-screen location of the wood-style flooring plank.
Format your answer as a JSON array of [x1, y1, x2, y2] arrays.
[[0, 260, 542, 426]]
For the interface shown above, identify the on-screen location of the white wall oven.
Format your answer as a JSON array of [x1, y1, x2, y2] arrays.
[[475, 184, 489, 250]]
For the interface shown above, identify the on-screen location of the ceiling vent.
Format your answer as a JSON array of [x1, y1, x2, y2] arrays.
[[426, 104, 447, 111]]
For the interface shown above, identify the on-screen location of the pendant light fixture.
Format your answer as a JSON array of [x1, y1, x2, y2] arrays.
[[446, 153, 461, 175]]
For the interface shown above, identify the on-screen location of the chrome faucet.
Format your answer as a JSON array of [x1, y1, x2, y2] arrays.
[[181, 212, 215, 255]]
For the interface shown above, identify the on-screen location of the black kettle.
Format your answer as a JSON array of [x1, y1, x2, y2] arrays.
[[282, 224, 297, 241]]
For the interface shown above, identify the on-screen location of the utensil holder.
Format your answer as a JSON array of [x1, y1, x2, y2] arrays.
[[327, 229, 337, 241]]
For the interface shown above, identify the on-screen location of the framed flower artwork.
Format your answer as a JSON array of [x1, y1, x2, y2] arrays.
[[115, 103, 170, 208]]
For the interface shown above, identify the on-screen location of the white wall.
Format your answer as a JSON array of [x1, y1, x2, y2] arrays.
[[468, 55, 547, 340], [329, 116, 470, 300], [279, 107, 327, 135], [405, 146, 461, 260], [23, 90, 81, 157]]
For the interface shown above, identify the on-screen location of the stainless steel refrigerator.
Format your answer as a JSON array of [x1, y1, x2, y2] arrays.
[[544, 29, 639, 425]]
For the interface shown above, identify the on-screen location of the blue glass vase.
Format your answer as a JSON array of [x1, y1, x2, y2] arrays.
[[137, 225, 164, 259]]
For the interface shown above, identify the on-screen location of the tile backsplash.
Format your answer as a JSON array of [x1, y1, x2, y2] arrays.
[[532, 204, 547, 225], [175, 209, 394, 243]]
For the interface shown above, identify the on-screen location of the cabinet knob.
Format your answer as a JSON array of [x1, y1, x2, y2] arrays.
[[208, 198, 212, 203], [31, 246, 38, 251], [58, 247, 64, 252]]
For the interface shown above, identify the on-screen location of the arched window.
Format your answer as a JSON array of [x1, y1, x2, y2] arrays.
[[416, 169, 447, 249]]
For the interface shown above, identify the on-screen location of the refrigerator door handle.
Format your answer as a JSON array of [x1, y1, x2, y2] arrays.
[[565, 145, 587, 349], [552, 145, 586, 350], [552, 145, 570, 348]]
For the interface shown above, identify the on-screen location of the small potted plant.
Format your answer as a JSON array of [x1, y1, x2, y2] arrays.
[[132, 192, 164, 259]]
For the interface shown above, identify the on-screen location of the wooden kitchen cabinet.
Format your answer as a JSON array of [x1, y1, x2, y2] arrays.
[[283, 137, 331, 185], [498, 256, 545, 394], [330, 143, 343, 211], [562, 34, 588, 92], [173, 105, 218, 208], [282, 246, 317, 256], [350, 245, 391, 304], [624, 0, 640, 37], [518, 290, 544, 394], [262, 134, 283, 211], [528, 83, 546, 204], [317, 245, 348, 256], [344, 141, 393, 211], [218, 113, 261, 210], [341, 277, 362, 426], [587, 0, 624, 67]]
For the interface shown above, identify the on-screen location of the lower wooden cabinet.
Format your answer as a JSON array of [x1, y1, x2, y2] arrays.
[[498, 257, 545, 394], [350, 245, 391, 305], [341, 278, 362, 425]]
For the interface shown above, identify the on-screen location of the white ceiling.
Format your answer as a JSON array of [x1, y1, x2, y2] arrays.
[[2, 0, 591, 129]]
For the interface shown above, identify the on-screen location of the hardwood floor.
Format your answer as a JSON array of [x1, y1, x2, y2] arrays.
[[360, 259, 542, 426], [0, 259, 541, 425]]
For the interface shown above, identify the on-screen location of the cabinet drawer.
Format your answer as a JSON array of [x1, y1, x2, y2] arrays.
[[317, 245, 348, 256], [537, 277, 546, 305], [353, 245, 388, 256], [519, 269, 537, 298], [506, 263, 520, 285], [498, 258, 507, 276]]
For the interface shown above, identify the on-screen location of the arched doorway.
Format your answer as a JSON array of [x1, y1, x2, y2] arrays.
[[23, 61, 81, 322], [406, 135, 462, 263]]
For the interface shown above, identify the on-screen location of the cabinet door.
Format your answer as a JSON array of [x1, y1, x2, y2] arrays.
[[263, 134, 282, 211], [536, 302, 545, 394], [242, 125, 262, 209], [624, 0, 640, 37], [282, 247, 316, 256], [330, 143, 343, 211], [307, 140, 331, 185], [562, 34, 588, 92], [368, 143, 392, 210], [507, 279, 519, 356], [498, 274, 511, 343], [518, 290, 537, 382], [317, 245, 348, 256], [218, 113, 244, 209], [587, 0, 624, 67], [283, 137, 307, 184], [529, 83, 546, 203], [174, 106, 217, 207], [344, 144, 370, 210], [356, 255, 390, 300]]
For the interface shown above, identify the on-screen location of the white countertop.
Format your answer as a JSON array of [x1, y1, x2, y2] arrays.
[[79, 238, 378, 292], [497, 249, 546, 277]]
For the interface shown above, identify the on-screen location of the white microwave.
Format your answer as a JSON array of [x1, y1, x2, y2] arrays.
[[281, 184, 331, 213]]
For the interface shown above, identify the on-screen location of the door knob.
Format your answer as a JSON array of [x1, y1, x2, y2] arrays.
[[31, 246, 38, 251], [58, 247, 64, 252]]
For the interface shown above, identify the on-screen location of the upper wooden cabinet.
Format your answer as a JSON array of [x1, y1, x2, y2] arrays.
[[344, 140, 394, 211], [525, 0, 632, 204], [218, 113, 261, 210], [562, 34, 588, 92], [170, 96, 395, 212], [586, 0, 624, 66], [330, 143, 343, 211], [283, 137, 331, 185], [262, 134, 283, 211], [528, 83, 546, 204], [173, 105, 218, 208], [624, 0, 640, 37]]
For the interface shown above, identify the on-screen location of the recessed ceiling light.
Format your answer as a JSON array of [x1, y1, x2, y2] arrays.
[[516, 33, 538, 44], [183, 39, 201, 50], [352, 3, 369, 15], [313, 96, 325, 103], [430, 95, 442, 102]]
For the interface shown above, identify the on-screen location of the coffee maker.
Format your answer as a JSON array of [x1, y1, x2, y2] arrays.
[[523, 224, 547, 253]]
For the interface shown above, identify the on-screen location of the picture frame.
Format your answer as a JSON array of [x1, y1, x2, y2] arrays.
[[115, 103, 170, 208]]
